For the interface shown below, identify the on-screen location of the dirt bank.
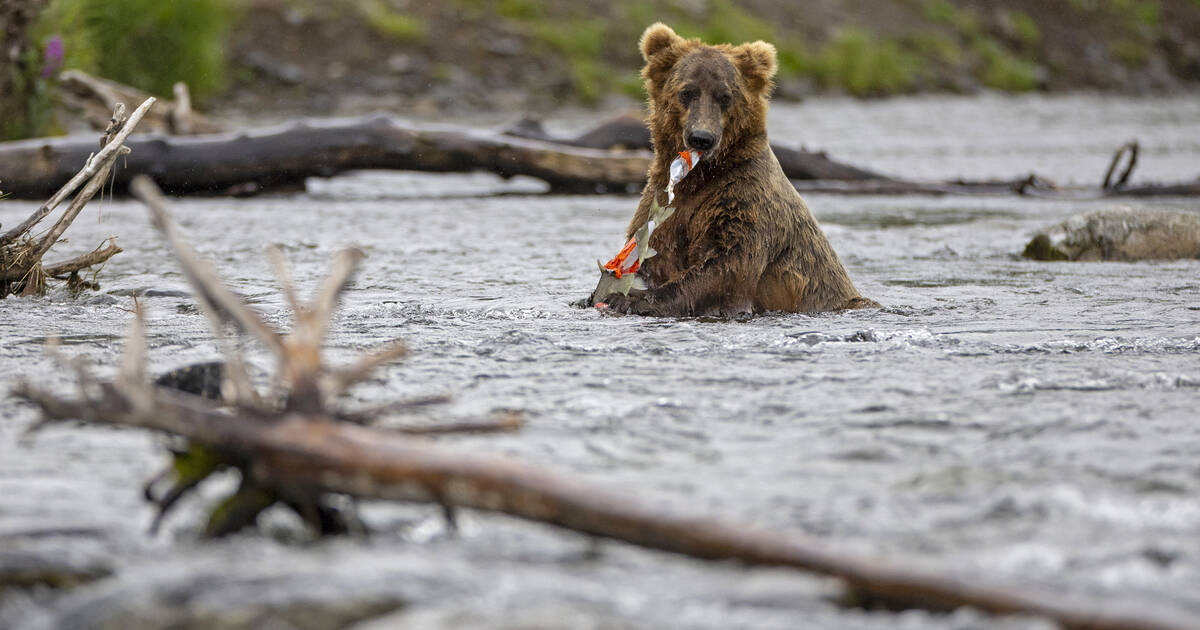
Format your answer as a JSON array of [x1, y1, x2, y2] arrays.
[[216, 0, 1200, 117]]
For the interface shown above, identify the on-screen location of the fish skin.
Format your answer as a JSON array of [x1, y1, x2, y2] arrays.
[[591, 200, 676, 306], [666, 150, 702, 204]]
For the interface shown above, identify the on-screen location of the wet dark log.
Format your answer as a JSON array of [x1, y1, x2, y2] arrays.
[[503, 112, 893, 181], [1096, 141, 1200, 197], [3, 112, 1197, 199], [1103, 182, 1200, 197], [1102, 141, 1139, 190], [0, 115, 653, 198], [9, 177, 1193, 630]]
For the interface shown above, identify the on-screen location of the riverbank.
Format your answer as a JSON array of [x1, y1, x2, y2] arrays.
[[215, 0, 1200, 117], [7, 0, 1200, 140]]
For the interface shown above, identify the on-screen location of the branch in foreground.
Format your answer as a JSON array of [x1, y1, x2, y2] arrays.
[[10, 178, 1193, 630], [12, 379, 1191, 630]]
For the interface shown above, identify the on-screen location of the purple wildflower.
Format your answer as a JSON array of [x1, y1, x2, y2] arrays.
[[41, 36, 64, 78]]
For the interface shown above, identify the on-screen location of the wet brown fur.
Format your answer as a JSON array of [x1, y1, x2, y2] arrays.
[[600, 23, 875, 316]]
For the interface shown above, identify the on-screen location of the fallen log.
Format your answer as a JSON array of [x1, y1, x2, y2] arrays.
[[1097, 141, 1200, 197], [1104, 182, 1200, 196], [0, 115, 654, 198], [58, 70, 223, 135], [0, 98, 154, 297], [1, 112, 1195, 200], [9, 176, 1194, 630], [503, 111, 892, 181]]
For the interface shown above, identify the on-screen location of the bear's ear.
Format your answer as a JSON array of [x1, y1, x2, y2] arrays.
[[732, 40, 778, 96], [640, 22, 681, 62]]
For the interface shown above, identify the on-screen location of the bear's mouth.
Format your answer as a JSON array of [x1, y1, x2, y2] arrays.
[[683, 129, 719, 155]]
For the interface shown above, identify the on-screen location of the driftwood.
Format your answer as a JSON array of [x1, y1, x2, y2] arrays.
[[59, 70, 223, 135], [503, 111, 891, 181], [0, 115, 653, 198], [9, 176, 1193, 630], [1098, 141, 1200, 197], [1, 106, 1196, 199], [0, 98, 155, 297]]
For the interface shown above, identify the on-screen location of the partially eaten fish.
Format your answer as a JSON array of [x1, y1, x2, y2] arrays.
[[591, 200, 675, 307], [591, 150, 699, 309], [666, 150, 702, 204]]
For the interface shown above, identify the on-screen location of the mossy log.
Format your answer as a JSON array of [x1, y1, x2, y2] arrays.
[[9, 176, 1194, 630]]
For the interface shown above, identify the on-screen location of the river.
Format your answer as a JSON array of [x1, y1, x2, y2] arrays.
[[1, 93, 1199, 629]]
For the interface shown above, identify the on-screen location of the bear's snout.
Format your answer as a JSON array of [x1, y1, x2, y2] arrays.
[[686, 129, 716, 151]]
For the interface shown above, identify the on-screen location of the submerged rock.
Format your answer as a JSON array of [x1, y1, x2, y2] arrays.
[[0, 551, 111, 590], [1023, 207, 1200, 261], [12, 564, 448, 630]]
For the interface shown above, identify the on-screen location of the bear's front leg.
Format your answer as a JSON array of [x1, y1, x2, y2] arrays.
[[596, 287, 674, 316], [604, 247, 764, 317]]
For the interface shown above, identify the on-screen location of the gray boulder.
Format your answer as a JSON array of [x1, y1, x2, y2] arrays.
[[1023, 207, 1200, 261]]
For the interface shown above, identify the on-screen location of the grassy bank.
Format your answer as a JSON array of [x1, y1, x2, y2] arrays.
[[5, 0, 1199, 138]]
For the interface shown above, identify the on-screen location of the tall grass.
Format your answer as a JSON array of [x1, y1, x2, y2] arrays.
[[39, 0, 235, 100]]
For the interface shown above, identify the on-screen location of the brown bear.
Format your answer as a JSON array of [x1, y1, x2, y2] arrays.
[[593, 23, 875, 316]]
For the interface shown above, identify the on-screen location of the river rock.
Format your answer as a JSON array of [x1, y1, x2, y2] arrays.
[[12, 563, 465, 630], [0, 551, 111, 590], [1023, 207, 1200, 261]]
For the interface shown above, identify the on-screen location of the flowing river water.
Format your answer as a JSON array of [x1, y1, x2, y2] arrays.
[[1, 93, 1199, 629]]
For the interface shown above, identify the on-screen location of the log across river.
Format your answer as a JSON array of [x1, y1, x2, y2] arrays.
[[2, 111, 1194, 199]]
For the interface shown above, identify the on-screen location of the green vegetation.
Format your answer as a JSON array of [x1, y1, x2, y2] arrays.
[[531, 18, 609, 103], [1110, 38, 1152, 66], [810, 29, 920, 96], [1006, 10, 1042, 50], [1067, 0, 1164, 68], [440, 0, 1071, 100], [0, 40, 58, 140], [671, 0, 776, 47], [1069, 0, 1162, 30], [37, 0, 235, 100], [921, 0, 1040, 91], [975, 39, 1040, 91], [357, 0, 427, 42], [0, 0, 1189, 139]]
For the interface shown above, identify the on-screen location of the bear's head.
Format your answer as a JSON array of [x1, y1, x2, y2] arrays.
[[639, 22, 777, 163]]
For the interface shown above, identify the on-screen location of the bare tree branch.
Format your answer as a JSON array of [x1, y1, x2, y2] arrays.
[[42, 240, 122, 278], [12, 376, 1190, 630], [321, 340, 408, 402], [130, 175, 285, 359], [0, 98, 154, 247]]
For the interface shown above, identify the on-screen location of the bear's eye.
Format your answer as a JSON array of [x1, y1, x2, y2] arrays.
[[680, 87, 699, 105], [716, 92, 732, 110]]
